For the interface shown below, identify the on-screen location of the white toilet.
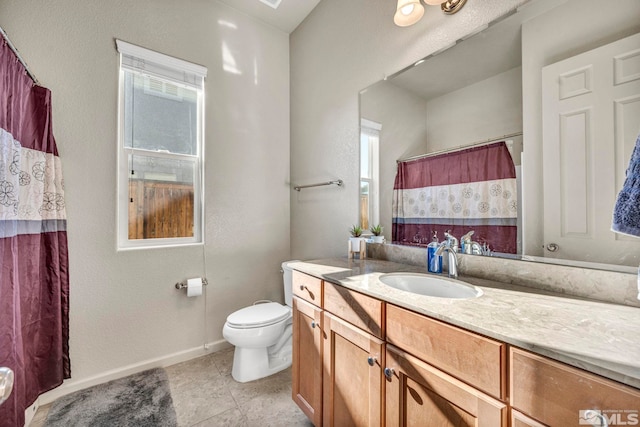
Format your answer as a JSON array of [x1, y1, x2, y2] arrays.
[[222, 260, 297, 383]]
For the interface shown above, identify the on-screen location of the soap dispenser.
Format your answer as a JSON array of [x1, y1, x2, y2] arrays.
[[427, 231, 442, 273]]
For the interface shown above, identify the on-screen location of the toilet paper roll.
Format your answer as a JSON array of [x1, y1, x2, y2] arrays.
[[187, 278, 203, 297]]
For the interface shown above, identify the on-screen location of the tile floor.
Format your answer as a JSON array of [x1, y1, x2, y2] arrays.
[[30, 348, 313, 427]]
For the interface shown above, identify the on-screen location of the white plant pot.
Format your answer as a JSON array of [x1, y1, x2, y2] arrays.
[[371, 236, 385, 244], [349, 237, 364, 249], [348, 237, 366, 259]]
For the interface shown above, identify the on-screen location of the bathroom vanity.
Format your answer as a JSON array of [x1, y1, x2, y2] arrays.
[[290, 259, 640, 427]]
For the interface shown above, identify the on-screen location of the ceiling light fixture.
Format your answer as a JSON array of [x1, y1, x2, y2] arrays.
[[394, 0, 467, 27], [394, 0, 424, 27], [258, 0, 282, 10], [439, 0, 467, 14]]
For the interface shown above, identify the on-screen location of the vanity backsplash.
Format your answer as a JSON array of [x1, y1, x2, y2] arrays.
[[367, 243, 640, 308]]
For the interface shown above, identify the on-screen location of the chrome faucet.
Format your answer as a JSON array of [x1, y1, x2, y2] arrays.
[[469, 241, 483, 255], [443, 230, 459, 253], [435, 240, 458, 279], [461, 230, 483, 255]]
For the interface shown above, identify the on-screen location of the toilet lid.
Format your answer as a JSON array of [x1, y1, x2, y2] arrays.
[[226, 302, 291, 328]]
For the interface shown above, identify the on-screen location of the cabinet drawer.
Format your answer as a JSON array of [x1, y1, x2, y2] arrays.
[[292, 271, 322, 307], [510, 347, 640, 426], [324, 282, 385, 339], [386, 345, 507, 427], [386, 304, 506, 400], [511, 409, 548, 427]]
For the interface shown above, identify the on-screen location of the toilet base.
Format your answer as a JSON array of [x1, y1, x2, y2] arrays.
[[231, 340, 292, 383]]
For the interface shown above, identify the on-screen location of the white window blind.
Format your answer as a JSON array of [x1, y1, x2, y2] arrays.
[[116, 39, 207, 89]]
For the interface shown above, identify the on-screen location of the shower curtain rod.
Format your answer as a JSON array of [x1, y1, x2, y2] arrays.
[[0, 26, 39, 85], [397, 131, 523, 163]]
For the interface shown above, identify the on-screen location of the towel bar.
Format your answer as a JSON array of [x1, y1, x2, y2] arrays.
[[294, 179, 343, 191]]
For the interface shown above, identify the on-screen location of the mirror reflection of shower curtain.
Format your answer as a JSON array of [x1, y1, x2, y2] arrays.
[[392, 142, 518, 254], [0, 38, 70, 427]]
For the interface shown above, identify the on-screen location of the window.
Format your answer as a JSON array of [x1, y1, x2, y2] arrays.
[[116, 40, 207, 249], [360, 119, 381, 230]]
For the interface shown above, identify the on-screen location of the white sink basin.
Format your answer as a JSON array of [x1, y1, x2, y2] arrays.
[[379, 273, 482, 299]]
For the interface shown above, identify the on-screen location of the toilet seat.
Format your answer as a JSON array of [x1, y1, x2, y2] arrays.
[[226, 302, 291, 329]]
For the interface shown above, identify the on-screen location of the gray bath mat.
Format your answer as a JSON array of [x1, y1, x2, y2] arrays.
[[44, 368, 177, 427]]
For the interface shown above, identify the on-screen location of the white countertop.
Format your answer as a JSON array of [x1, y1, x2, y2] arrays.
[[290, 258, 640, 389]]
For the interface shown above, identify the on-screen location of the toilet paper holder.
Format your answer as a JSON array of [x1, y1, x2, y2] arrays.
[[175, 278, 209, 290]]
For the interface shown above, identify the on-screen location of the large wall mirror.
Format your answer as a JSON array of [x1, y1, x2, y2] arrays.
[[359, 0, 640, 273]]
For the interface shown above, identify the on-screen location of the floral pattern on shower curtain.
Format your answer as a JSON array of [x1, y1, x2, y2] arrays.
[[392, 142, 518, 254], [0, 38, 70, 427]]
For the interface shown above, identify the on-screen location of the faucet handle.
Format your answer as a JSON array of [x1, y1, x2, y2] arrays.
[[444, 230, 458, 252]]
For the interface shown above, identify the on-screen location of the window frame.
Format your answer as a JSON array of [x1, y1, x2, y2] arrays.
[[116, 40, 207, 250], [360, 118, 381, 231]]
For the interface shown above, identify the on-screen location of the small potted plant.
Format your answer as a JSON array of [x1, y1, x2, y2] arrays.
[[369, 224, 384, 243], [349, 224, 363, 238], [349, 224, 364, 248]]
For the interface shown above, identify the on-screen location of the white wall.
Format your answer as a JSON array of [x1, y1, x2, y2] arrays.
[[0, 0, 290, 398], [290, 0, 530, 260], [426, 66, 523, 155], [521, 0, 640, 256], [360, 81, 429, 241]]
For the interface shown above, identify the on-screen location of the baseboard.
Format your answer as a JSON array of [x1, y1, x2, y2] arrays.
[[35, 339, 231, 407]]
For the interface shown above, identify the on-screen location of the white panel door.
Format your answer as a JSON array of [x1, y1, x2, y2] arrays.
[[542, 32, 640, 266]]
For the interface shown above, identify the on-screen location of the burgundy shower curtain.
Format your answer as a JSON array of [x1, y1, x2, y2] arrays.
[[0, 38, 70, 427], [392, 142, 518, 253]]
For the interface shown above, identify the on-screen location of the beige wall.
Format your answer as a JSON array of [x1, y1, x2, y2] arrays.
[[290, 0, 529, 259], [0, 0, 290, 399]]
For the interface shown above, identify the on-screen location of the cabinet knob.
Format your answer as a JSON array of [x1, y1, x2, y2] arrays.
[[367, 356, 377, 366], [383, 367, 395, 380], [299, 285, 306, 291], [311, 321, 316, 329]]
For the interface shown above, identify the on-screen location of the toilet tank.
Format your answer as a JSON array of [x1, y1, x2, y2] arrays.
[[281, 260, 299, 307]]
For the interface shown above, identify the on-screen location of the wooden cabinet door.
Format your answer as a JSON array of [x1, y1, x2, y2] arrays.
[[322, 312, 384, 427], [292, 297, 323, 426], [511, 409, 548, 427], [385, 345, 507, 427]]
